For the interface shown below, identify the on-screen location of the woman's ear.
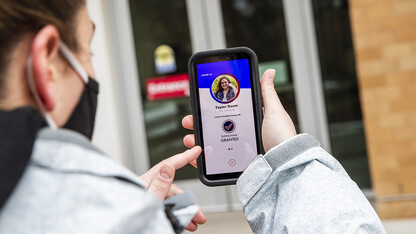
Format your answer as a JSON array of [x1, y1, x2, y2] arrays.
[[30, 25, 60, 111]]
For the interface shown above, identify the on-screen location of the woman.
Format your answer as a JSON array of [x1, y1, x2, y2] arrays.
[[0, 0, 385, 233], [214, 76, 238, 102]]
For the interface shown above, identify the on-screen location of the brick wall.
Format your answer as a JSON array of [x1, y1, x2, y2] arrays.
[[349, 0, 416, 218]]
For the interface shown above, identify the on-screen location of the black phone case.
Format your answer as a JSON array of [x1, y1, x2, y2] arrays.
[[188, 47, 264, 186]]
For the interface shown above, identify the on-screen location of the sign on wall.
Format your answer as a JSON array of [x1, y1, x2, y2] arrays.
[[146, 73, 190, 101]]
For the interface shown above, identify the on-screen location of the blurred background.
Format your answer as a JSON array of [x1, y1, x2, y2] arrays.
[[88, 0, 416, 232]]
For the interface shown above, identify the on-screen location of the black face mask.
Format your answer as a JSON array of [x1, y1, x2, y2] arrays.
[[63, 77, 99, 140]]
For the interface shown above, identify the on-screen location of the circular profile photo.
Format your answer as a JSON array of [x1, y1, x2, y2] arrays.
[[210, 74, 240, 104]]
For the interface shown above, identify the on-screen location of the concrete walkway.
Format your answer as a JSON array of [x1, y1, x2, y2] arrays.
[[186, 211, 416, 234]]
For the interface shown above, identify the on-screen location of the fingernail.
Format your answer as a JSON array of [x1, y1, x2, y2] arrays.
[[160, 166, 173, 180], [267, 69, 276, 79]]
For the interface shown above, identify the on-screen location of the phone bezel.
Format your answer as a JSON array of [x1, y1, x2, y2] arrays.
[[188, 47, 264, 186]]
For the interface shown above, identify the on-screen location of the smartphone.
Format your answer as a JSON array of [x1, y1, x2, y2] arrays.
[[188, 47, 264, 186]]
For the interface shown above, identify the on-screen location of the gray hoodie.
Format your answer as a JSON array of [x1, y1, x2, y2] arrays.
[[236, 134, 386, 233], [0, 128, 197, 234]]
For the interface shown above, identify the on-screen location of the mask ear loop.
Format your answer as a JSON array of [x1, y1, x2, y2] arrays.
[[58, 42, 88, 84], [26, 42, 89, 129], [26, 56, 58, 129]]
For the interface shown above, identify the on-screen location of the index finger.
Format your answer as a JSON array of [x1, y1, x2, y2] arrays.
[[163, 146, 201, 170]]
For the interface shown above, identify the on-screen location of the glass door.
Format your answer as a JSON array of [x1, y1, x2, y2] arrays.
[[220, 0, 299, 128], [128, 0, 232, 212], [129, 0, 196, 180], [310, 0, 370, 188]]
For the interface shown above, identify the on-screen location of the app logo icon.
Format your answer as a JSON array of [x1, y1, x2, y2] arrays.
[[222, 120, 236, 133]]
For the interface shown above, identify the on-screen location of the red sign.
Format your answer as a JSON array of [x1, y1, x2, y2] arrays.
[[146, 73, 190, 101]]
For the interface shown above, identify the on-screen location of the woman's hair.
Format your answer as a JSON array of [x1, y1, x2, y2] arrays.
[[0, 0, 85, 98], [214, 76, 231, 94]]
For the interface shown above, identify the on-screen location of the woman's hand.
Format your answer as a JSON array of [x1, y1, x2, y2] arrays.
[[139, 146, 206, 231], [260, 69, 296, 152], [228, 82, 237, 93], [182, 69, 296, 153]]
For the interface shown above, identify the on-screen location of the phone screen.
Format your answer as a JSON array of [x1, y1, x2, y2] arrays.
[[196, 58, 258, 175]]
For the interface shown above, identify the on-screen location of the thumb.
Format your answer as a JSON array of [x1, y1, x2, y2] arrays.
[[148, 164, 175, 200], [260, 69, 284, 115], [260, 69, 297, 152]]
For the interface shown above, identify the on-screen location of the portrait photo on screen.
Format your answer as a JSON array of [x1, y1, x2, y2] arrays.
[[211, 74, 240, 103]]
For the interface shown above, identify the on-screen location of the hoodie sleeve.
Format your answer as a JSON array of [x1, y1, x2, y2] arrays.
[[236, 134, 386, 234]]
